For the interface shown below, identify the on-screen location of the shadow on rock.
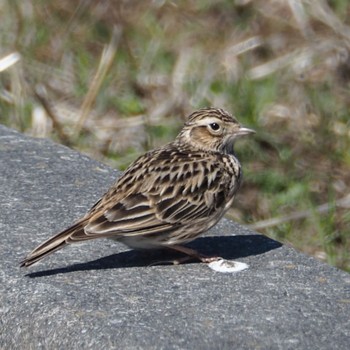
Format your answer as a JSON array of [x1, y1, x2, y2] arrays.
[[26, 234, 282, 278]]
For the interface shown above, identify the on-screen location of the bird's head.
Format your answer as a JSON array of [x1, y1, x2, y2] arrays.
[[176, 108, 255, 154]]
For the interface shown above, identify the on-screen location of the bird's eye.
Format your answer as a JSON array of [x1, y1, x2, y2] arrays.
[[209, 122, 220, 131]]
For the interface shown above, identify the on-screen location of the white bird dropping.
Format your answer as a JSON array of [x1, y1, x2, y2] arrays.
[[208, 259, 249, 273]]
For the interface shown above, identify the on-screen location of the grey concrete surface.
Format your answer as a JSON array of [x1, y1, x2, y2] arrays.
[[0, 124, 349, 349]]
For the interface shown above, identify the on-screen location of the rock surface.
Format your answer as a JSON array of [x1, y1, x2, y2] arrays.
[[0, 125, 349, 349]]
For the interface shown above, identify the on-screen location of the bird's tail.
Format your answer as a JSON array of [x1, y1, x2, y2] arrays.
[[20, 220, 88, 267]]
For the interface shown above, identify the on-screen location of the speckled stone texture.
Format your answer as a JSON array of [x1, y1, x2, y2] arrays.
[[0, 125, 349, 349]]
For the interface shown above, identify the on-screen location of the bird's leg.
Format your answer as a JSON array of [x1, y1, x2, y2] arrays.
[[147, 245, 223, 266], [166, 244, 223, 264]]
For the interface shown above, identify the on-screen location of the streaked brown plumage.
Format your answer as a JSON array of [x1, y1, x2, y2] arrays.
[[20, 108, 254, 267]]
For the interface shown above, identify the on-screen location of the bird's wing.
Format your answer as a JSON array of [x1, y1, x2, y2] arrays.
[[81, 149, 237, 239]]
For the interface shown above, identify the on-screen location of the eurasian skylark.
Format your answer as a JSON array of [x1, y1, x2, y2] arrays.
[[21, 107, 254, 267]]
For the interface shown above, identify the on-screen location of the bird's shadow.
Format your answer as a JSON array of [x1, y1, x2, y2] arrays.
[[26, 234, 282, 278]]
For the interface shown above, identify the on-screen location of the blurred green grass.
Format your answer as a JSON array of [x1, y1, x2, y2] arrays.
[[0, 0, 349, 272]]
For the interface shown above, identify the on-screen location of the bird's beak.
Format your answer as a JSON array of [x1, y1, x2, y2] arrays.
[[237, 126, 255, 137]]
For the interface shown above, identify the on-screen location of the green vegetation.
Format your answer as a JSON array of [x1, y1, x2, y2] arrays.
[[1, 0, 349, 271]]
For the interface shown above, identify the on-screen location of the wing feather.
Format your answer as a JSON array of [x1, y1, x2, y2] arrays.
[[78, 148, 238, 239]]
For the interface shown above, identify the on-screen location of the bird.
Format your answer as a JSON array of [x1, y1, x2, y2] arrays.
[[20, 107, 255, 267]]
